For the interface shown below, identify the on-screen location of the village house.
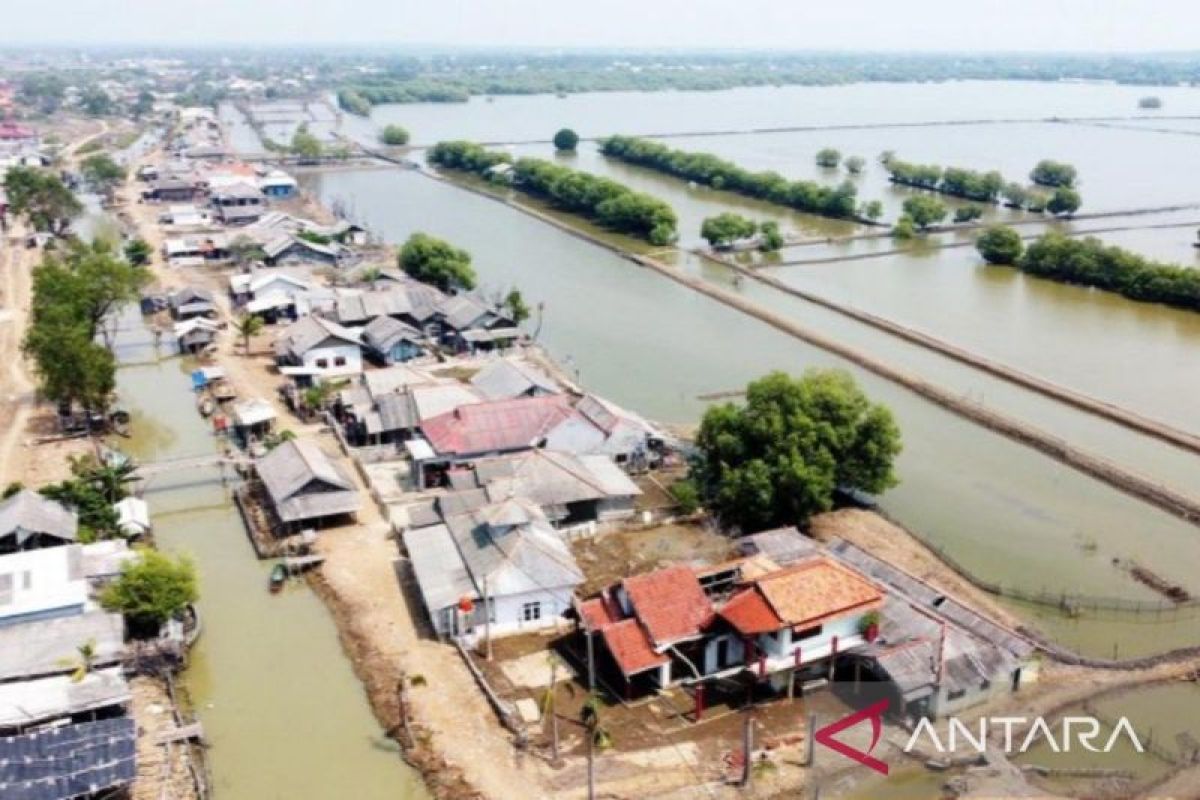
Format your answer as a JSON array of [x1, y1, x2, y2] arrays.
[[469, 358, 561, 401], [174, 317, 220, 354], [436, 294, 519, 353], [274, 315, 363, 380], [254, 439, 361, 531], [145, 175, 202, 203], [262, 232, 346, 267], [211, 182, 265, 225], [230, 271, 313, 322], [404, 497, 584, 640], [229, 397, 278, 444], [419, 394, 577, 466], [544, 394, 670, 471], [361, 315, 426, 365], [163, 234, 228, 265], [577, 547, 886, 700], [0, 490, 77, 554], [258, 169, 298, 198], [333, 282, 447, 332], [442, 449, 641, 530], [157, 203, 210, 228], [827, 539, 1039, 721], [168, 286, 217, 320]]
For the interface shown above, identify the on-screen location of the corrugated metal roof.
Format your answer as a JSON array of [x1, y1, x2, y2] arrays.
[[0, 611, 125, 681], [275, 315, 360, 359], [404, 524, 475, 612], [739, 528, 818, 566], [255, 439, 359, 523], [363, 316, 423, 353], [0, 491, 77, 546], [421, 395, 575, 458], [0, 667, 129, 728], [470, 359, 560, 401]]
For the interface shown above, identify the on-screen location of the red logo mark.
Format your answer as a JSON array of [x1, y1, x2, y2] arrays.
[[814, 699, 889, 775]]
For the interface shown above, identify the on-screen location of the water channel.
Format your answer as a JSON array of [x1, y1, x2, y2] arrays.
[[110, 309, 426, 798]]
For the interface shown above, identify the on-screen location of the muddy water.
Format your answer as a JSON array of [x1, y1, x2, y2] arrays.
[[111, 312, 426, 799], [299, 165, 1200, 657]]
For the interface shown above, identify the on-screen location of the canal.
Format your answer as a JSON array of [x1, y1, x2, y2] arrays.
[[110, 309, 427, 798]]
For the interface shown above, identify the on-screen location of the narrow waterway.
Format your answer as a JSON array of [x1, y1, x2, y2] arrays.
[[110, 309, 426, 798]]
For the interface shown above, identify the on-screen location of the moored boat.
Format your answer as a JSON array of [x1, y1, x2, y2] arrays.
[[269, 563, 287, 593]]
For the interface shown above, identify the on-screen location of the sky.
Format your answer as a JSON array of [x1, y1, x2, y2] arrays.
[[2, 0, 1199, 53]]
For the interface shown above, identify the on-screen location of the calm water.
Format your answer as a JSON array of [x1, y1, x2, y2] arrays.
[[112, 312, 426, 799], [300, 162, 1200, 658]]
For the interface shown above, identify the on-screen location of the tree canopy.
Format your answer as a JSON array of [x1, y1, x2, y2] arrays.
[[39, 454, 136, 542], [380, 124, 411, 146], [976, 226, 1025, 264], [978, 227, 1200, 311], [1047, 186, 1082, 217], [398, 232, 477, 292], [1030, 160, 1077, 188], [700, 212, 758, 248], [692, 370, 902, 531], [291, 126, 323, 160], [815, 148, 842, 168], [101, 550, 198, 636], [553, 128, 580, 152], [80, 153, 126, 193], [844, 156, 866, 175], [600, 135, 864, 222], [2, 166, 83, 234], [901, 195, 948, 230]]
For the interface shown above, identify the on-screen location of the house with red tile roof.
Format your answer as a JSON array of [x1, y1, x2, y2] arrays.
[[577, 551, 884, 698]]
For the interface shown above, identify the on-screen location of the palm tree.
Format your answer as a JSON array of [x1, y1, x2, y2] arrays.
[[359, 265, 383, 290], [58, 639, 98, 683], [234, 313, 264, 354], [301, 379, 349, 420]]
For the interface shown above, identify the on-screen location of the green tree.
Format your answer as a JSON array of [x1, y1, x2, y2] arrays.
[[1047, 186, 1082, 217], [815, 148, 841, 168], [758, 221, 784, 252], [81, 153, 125, 194], [901, 195, 948, 230], [291, 126, 323, 160], [1001, 182, 1028, 209], [101, 550, 198, 636], [844, 156, 866, 175], [692, 370, 901, 531], [669, 479, 700, 514], [80, 87, 113, 117], [235, 313, 265, 352], [1030, 160, 1077, 188], [380, 124, 411, 146], [398, 232, 477, 292], [3, 166, 83, 234], [953, 205, 984, 224], [859, 200, 884, 222], [976, 225, 1025, 265], [503, 289, 531, 325], [228, 234, 266, 266], [700, 212, 758, 248], [124, 238, 152, 266], [891, 215, 917, 240], [553, 128, 580, 152]]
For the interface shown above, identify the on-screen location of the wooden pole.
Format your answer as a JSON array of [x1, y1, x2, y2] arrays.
[[805, 713, 816, 766], [740, 714, 754, 787], [586, 628, 596, 800], [483, 575, 493, 661]]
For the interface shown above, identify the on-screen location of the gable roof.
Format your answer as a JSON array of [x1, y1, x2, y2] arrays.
[[362, 315, 423, 353], [754, 557, 883, 631], [470, 359, 560, 401], [437, 294, 509, 331], [0, 490, 77, 545], [255, 439, 359, 522], [275, 315, 360, 359], [469, 450, 641, 511], [421, 395, 575, 458], [623, 565, 714, 647], [719, 586, 784, 636], [335, 285, 445, 326], [601, 619, 670, 677]]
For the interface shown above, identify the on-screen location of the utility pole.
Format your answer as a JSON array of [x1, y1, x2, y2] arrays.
[[805, 713, 817, 766], [586, 628, 596, 800], [740, 713, 755, 787], [482, 576, 493, 661]]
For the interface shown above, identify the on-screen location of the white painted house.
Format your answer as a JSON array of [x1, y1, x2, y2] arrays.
[[274, 315, 363, 381], [405, 497, 583, 640]]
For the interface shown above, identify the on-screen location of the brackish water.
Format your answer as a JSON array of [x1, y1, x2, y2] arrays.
[[111, 310, 426, 799]]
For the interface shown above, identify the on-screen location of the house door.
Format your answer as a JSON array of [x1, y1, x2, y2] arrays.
[[715, 638, 729, 669]]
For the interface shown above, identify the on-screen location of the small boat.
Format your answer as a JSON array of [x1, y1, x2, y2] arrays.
[[269, 563, 287, 593]]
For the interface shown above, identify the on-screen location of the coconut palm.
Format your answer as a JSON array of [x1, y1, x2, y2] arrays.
[[57, 639, 98, 683], [234, 313, 264, 354]]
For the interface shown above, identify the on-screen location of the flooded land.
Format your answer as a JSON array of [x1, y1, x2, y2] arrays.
[[294, 79, 1200, 658]]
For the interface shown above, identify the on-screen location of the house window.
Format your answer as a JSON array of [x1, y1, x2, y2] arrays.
[[0, 574, 12, 606], [795, 625, 823, 641], [334, 356, 347, 367], [522, 601, 542, 622], [315, 358, 329, 368], [22, 571, 32, 590]]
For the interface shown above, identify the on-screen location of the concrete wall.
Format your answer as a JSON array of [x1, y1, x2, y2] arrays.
[[302, 343, 362, 378]]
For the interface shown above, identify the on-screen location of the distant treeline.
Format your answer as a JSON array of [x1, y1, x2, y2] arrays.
[[979, 228, 1200, 312], [428, 140, 678, 245], [600, 135, 864, 221], [332, 52, 1200, 110]]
